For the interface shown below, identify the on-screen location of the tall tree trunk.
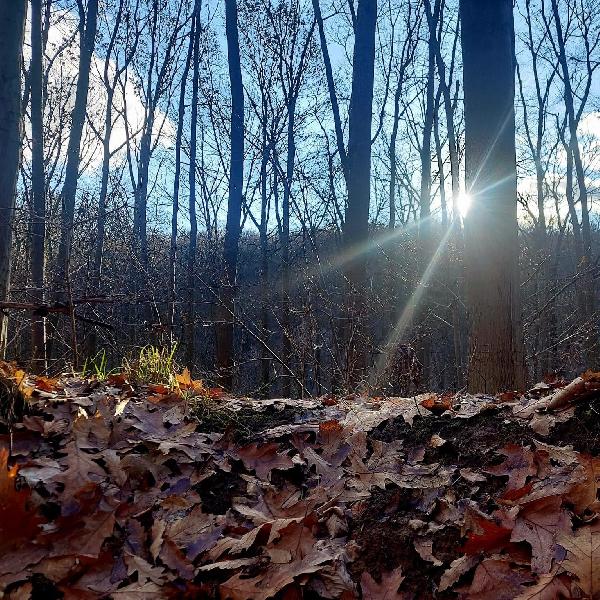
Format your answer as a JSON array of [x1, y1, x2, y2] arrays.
[[420, 0, 437, 232], [417, 0, 439, 384], [215, 0, 244, 389], [343, 0, 377, 385], [259, 129, 270, 396], [92, 86, 115, 293], [460, 0, 526, 393], [434, 103, 447, 228], [169, 16, 195, 347], [388, 80, 402, 230], [185, 0, 201, 367], [0, 0, 27, 358], [560, 135, 587, 325], [281, 95, 296, 397], [56, 0, 99, 284], [30, 0, 46, 370]]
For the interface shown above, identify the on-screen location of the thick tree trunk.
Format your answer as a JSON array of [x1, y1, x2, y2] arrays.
[[0, 0, 27, 358], [460, 0, 526, 393], [30, 0, 46, 369], [343, 0, 377, 384], [215, 0, 244, 389], [56, 0, 99, 284]]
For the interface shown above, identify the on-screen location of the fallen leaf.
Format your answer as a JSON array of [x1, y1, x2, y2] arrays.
[[557, 521, 600, 598], [460, 558, 534, 599], [360, 567, 405, 599], [510, 496, 571, 574], [232, 443, 294, 480]]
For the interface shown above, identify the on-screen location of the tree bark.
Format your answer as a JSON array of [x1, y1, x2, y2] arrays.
[[169, 15, 195, 347], [460, 0, 526, 393], [215, 0, 244, 389], [343, 0, 377, 384], [0, 0, 27, 358], [185, 0, 202, 367], [281, 95, 296, 397], [30, 0, 46, 369]]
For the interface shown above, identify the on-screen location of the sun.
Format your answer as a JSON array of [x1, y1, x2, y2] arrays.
[[457, 191, 472, 218]]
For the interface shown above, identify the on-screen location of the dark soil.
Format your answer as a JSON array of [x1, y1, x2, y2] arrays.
[[194, 471, 247, 514], [348, 488, 464, 600], [372, 408, 538, 468], [350, 408, 543, 593], [546, 397, 600, 455]]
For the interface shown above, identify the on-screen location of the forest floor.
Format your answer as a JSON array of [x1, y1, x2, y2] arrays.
[[0, 363, 599, 599]]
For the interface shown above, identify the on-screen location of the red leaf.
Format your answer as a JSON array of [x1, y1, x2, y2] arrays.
[[461, 517, 512, 554]]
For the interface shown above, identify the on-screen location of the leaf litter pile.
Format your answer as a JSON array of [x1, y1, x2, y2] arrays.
[[1, 363, 600, 599]]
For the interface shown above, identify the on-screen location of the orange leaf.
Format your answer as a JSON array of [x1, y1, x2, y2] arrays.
[[319, 420, 343, 434], [176, 368, 193, 388], [148, 383, 170, 395], [35, 376, 58, 392], [0, 448, 42, 552], [420, 393, 453, 414], [497, 391, 519, 403], [501, 482, 533, 501], [107, 373, 128, 386]]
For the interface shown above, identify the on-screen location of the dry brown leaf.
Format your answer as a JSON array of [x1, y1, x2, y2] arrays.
[[484, 444, 537, 492], [513, 568, 573, 599], [460, 558, 534, 599], [232, 443, 294, 480], [438, 555, 479, 592], [510, 496, 571, 574], [360, 567, 405, 599], [557, 522, 600, 598]]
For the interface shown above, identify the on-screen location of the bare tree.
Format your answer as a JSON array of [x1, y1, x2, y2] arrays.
[[215, 0, 245, 389], [30, 0, 47, 369], [56, 0, 99, 285], [92, 0, 141, 293], [169, 8, 195, 344], [344, 0, 377, 382], [185, 0, 202, 366]]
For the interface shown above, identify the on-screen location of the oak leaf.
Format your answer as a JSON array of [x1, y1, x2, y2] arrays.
[[484, 445, 537, 492], [232, 443, 294, 480], [510, 496, 570, 574], [513, 568, 573, 599], [461, 558, 534, 599], [557, 522, 600, 598]]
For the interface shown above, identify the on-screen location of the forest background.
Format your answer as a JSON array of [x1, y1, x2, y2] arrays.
[[2, 0, 600, 398]]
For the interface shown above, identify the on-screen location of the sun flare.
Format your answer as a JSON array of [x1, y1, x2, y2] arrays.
[[457, 191, 472, 217]]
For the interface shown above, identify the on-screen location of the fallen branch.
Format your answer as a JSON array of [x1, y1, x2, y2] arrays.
[[0, 297, 116, 316]]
